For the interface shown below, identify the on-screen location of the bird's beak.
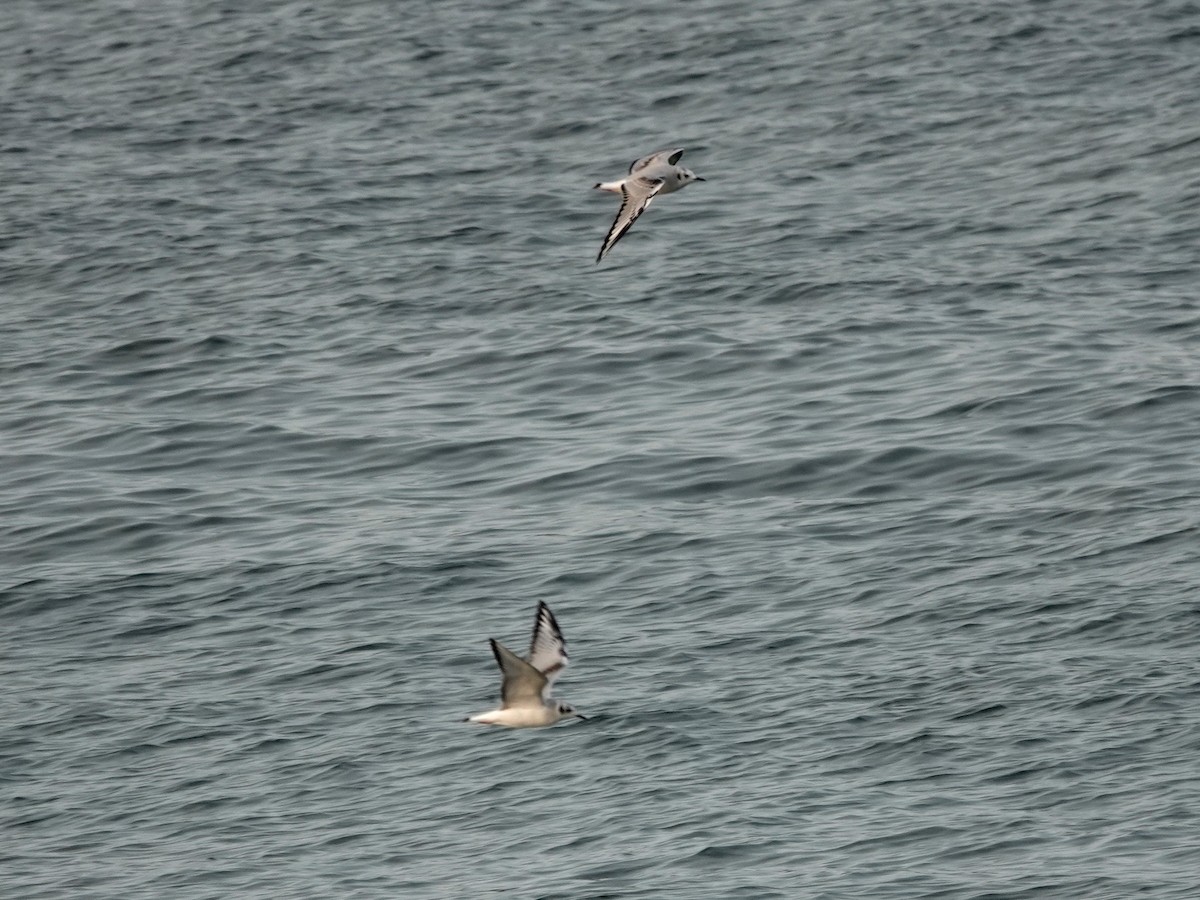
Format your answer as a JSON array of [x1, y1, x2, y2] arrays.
[[696, 176, 706, 181], [576, 712, 589, 720]]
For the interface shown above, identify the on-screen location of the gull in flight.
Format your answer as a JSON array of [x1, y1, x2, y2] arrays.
[[464, 602, 587, 728], [593, 147, 705, 263]]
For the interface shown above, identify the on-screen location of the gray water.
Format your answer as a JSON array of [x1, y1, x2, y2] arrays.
[[3, 0, 1200, 897]]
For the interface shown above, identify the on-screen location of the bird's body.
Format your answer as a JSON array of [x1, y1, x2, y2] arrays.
[[465, 602, 586, 728], [593, 147, 704, 263], [466, 697, 565, 728]]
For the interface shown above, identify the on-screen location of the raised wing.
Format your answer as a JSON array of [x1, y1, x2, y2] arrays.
[[491, 639, 547, 708], [527, 601, 569, 688], [629, 147, 685, 174], [596, 175, 665, 263]]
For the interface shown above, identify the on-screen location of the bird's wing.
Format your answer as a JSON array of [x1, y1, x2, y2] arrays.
[[490, 639, 547, 708], [629, 147, 685, 174], [597, 175, 665, 263], [527, 601, 569, 691]]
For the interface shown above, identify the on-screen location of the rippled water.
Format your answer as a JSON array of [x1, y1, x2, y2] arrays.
[[4, 0, 1200, 897]]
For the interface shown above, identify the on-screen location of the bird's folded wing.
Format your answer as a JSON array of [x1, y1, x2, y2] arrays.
[[491, 639, 547, 707], [629, 147, 685, 174]]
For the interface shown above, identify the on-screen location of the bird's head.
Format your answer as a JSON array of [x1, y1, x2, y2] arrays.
[[557, 702, 587, 721]]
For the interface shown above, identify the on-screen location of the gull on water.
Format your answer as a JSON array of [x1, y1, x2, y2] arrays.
[[593, 147, 705, 263], [464, 602, 587, 728]]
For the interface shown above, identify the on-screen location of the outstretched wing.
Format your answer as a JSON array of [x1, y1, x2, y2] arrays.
[[629, 147, 685, 174], [596, 175, 665, 263], [491, 639, 547, 708], [527, 601, 569, 690]]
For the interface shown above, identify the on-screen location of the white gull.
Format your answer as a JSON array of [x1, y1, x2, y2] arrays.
[[465, 602, 587, 728], [593, 147, 705, 263]]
